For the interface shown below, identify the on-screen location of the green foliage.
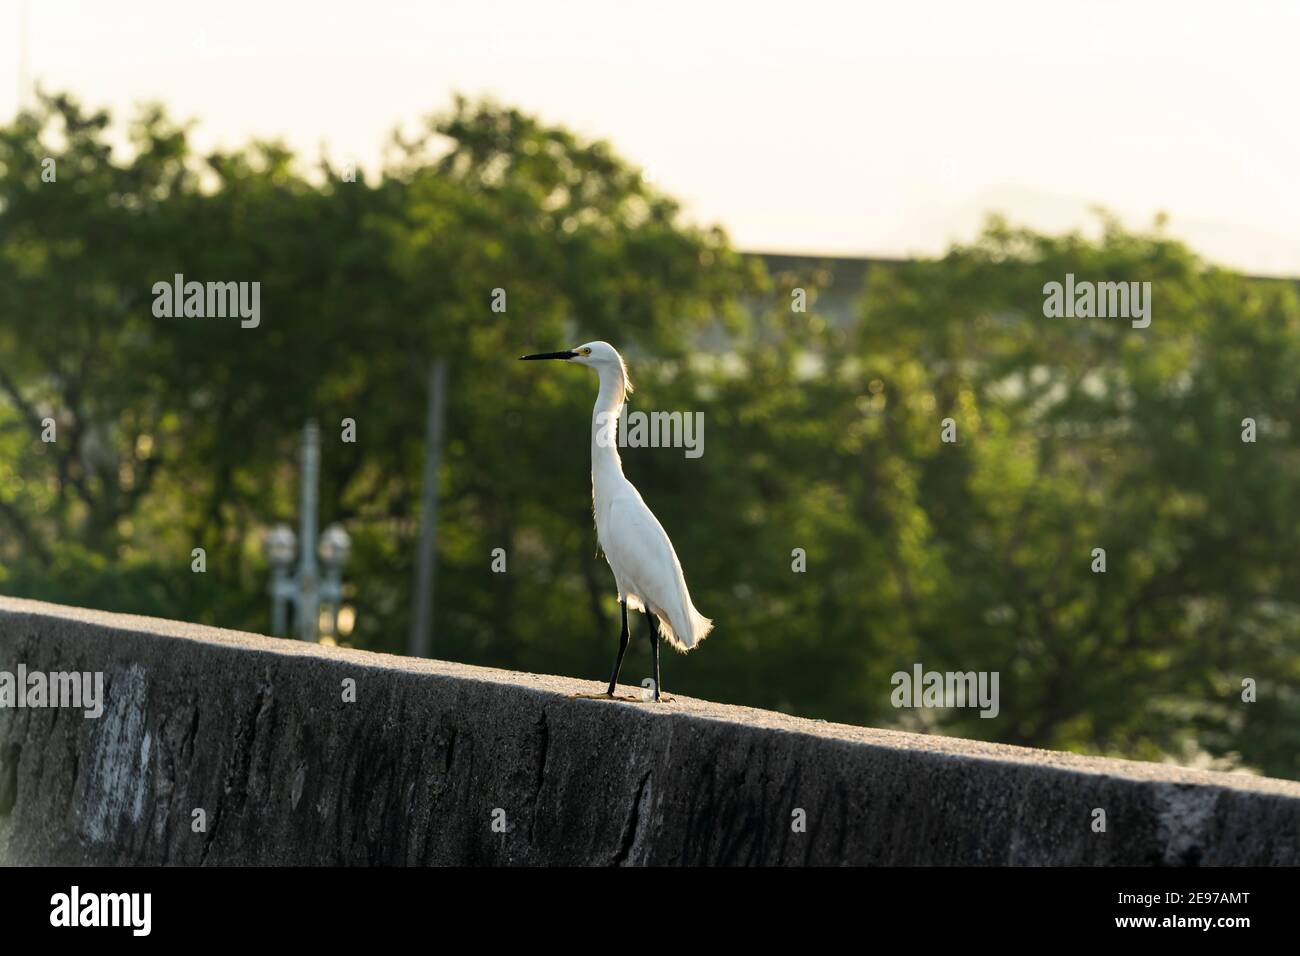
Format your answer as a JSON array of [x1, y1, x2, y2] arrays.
[[1, 94, 1296, 779], [837, 217, 1300, 774]]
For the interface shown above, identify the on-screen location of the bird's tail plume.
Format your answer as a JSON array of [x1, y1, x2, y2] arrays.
[[660, 600, 713, 653]]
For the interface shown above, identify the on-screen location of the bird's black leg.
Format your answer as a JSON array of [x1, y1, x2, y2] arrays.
[[644, 609, 662, 702], [605, 600, 630, 696]]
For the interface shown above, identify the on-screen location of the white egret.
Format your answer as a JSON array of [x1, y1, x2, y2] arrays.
[[520, 341, 713, 701]]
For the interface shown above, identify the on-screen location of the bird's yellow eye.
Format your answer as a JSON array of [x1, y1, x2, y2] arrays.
[[580, 347, 592, 355]]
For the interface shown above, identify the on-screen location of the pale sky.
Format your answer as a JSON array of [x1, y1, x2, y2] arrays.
[[5, 0, 1300, 275]]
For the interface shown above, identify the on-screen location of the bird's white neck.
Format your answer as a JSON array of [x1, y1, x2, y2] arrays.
[[591, 364, 628, 478]]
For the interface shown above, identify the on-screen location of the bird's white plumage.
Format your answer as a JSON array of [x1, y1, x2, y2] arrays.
[[574, 341, 713, 651], [597, 473, 711, 650]]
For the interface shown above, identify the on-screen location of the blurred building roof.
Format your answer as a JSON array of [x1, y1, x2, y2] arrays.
[[748, 251, 905, 326]]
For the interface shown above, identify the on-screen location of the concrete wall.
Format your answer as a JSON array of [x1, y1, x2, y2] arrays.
[[1, 596, 1297, 866]]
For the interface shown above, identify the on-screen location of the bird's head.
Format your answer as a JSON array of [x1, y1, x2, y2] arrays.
[[519, 340, 633, 394]]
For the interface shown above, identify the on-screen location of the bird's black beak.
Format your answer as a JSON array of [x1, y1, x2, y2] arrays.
[[519, 350, 578, 361]]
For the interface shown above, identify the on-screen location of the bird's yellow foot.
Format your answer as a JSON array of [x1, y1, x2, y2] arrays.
[[569, 690, 643, 702]]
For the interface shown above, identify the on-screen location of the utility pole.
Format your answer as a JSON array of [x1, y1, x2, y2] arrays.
[[297, 420, 322, 642], [409, 359, 448, 657]]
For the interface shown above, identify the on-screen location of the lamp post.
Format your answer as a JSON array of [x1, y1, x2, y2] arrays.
[[263, 421, 352, 641]]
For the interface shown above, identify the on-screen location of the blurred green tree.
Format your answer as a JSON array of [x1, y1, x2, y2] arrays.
[[835, 216, 1300, 776]]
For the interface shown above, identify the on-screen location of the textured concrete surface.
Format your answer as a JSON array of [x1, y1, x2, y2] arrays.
[[1, 595, 1298, 865]]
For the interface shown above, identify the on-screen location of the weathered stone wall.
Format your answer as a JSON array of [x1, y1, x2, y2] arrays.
[[1, 596, 1297, 865]]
